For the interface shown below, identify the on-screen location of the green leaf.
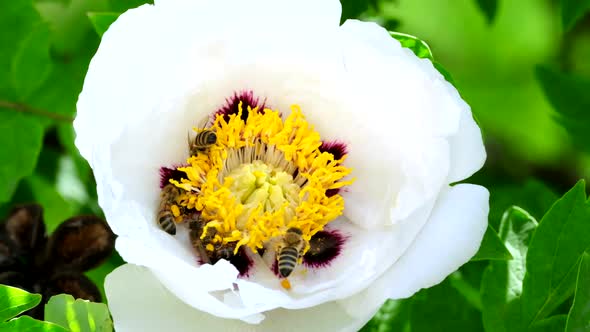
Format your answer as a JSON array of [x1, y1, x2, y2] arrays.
[[0, 284, 42, 322], [411, 279, 483, 332], [481, 206, 538, 332], [0, 316, 68, 332], [521, 180, 590, 327], [562, 0, 590, 31], [0, 112, 44, 203], [11, 23, 53, 100], [471, 225, 513, 261], [360, 300, 411, 332], [530, 315, 567, 332], [340, 0, 371, 23], [566, 252, 590, 332], [87, 12, 120, 37], [488, 180, 558, 230], [389, 31, 433, 60], [108, 0, 153, 13], [45, 294, 113, 332], [433, 61, 455, 85], [475, 0, 498, 24], [85, 251, 125, 301], [0, 0, 47, 99], [536, 66, 590, 154]]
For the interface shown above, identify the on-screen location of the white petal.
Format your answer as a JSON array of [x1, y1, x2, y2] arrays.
[[334, 20, 478, 228], [447, 104, 486, 183], [106, 264, 382, 332], [384, 184, 489, 299]]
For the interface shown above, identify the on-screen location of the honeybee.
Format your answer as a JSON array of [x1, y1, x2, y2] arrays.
[[188, 216, 235, 264], [277, 227, 305, 278], [188, 129, 217, 156], [157, 183, 183, 235]]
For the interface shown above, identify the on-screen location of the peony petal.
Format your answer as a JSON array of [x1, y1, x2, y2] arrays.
[[383, 184, 489, 299], [446, 105, 486, 183], [106, 264, 381, 332]]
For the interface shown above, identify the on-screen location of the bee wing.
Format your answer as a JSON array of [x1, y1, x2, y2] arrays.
[[197, 115, 210, 129], [187, 132, 193, 147]]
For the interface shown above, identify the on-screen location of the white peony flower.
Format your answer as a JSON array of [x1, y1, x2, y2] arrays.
[[74, 0, 489, 330]]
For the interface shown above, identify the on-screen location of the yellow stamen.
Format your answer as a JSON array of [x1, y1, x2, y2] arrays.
[[172, 103, 354, 256]]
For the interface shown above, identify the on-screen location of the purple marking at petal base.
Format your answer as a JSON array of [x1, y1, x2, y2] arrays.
[[159, 166, 186, 189], [319, 141, 349, 197], [303, 229, 346, 269], [230, 247, 253, 278], [215, 90, 266, 123], [319, 140, 348, 161]]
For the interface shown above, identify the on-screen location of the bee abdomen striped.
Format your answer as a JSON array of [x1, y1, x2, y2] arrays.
[[195, 131, 217, 148], [278, 246, 299, 277], [158, 213, 176, 235]]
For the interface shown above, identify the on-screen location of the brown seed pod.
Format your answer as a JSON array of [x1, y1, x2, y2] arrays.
[[43, 271, 102, 303], [3, 204, 46, 254], [46, 215, 115, 272]]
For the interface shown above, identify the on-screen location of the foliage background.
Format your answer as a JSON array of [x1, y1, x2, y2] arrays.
[[0, 0, 589, 331]]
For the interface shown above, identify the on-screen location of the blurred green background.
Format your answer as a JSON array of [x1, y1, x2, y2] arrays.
[[0, 0, 589, 331]]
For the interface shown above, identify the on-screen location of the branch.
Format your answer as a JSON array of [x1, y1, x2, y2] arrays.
[[0, 100, 74, 123]]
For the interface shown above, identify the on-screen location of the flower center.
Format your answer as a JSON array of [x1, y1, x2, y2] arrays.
[[169, 102, 353, 265]]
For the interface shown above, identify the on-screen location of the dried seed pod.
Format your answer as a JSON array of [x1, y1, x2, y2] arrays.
[[3, 204, 46, 255], [0, 237, 17, 270], [43, 271, 102, 303], [46, 216, 115, 272], [0, 271, 29, 291]]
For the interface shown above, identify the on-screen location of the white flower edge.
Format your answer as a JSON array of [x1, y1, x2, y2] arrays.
[[106, 184, 489, 331]]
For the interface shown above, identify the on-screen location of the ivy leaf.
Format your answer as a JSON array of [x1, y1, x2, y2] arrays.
[[410, 279, 483, 331], [521, 180, 590, 327], [0, 316, 67, 332], [475, 0, 498, 24], [389, 32, 433, 60], [481, 206, 538, 332], [562, 0, 590, 31], [566, 252, 590, 332], [11, 23, 53, 100], [0, 112, 44, 203], [0, 284, 42, 322], [472, 225, 513, 261], [87, 12, 120, 37], [45, 294, 113, 332], [536, 66, 590, 154]]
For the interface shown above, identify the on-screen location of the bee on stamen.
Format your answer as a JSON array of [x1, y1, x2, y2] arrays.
[[157, 183, 183, 235], [277, 227, 305, 278], [188, 129, 217, 156], [188, 216, 235, 264]]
